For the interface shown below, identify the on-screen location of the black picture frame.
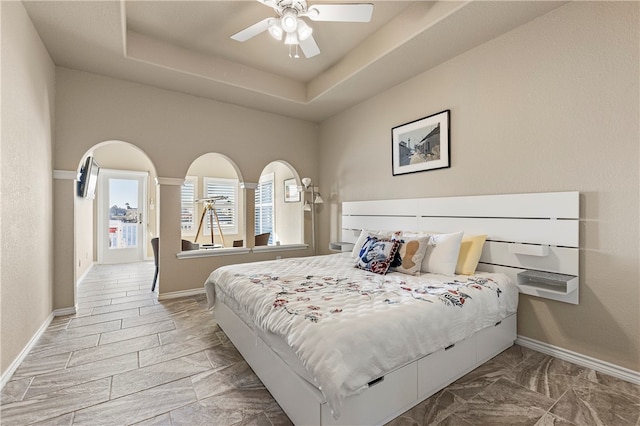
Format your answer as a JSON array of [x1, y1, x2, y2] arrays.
[[391, 109, 450, 176]]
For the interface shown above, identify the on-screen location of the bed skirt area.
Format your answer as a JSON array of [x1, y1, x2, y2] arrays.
[[214, 297, 516, 426]]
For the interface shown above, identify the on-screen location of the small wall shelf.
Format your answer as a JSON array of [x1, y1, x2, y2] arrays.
[[329, 242, 355, 253], [517, 270, 579, 304]]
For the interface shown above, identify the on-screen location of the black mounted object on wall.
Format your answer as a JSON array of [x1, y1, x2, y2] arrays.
[[77, 156, 100, 199]]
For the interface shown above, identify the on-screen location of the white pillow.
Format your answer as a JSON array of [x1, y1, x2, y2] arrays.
[[404, 231, 464, 275], [351, 229, 401, 258]]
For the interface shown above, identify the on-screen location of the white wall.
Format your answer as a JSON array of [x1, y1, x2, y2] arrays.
[[1, 1, 56, 376], [318, 2, 639, 372]]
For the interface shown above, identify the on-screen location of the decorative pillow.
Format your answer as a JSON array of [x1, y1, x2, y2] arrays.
[[355, 237, 400, 275], [351, 229, 401, 258], [406, 231, 463, 276], [390, 236, 431, 276], [456, 234, 487, 275]]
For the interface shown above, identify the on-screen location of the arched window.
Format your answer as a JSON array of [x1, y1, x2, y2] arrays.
[[255, 173, 274, 245], [257, 161, 302, 245], [183, 154, 243, 247]]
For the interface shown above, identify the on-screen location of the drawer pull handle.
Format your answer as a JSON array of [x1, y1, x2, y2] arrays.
[[445, 344, 455, 351], [368, 376, 384, 387], [495, 321, 502, 326]]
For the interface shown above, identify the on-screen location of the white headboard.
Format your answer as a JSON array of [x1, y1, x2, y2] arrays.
[[341, 191, 580, 304]]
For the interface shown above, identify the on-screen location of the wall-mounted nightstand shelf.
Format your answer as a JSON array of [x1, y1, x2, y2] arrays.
[[329, 242, 355, 253], [517, 270, 579, 303]]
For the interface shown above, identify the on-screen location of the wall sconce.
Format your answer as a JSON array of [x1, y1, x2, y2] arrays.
[[301, 177, 322, 254]]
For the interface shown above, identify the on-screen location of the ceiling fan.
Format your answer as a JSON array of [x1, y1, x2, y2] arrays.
[[231, 0, 374, 59]]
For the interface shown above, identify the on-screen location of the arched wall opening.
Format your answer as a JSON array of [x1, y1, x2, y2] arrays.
[[75, 140, 157, 281], [183, 153, 244, 248], [258, 160, 303, 245]]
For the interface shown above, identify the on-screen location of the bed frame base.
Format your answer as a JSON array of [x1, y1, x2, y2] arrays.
[[214, 298, 516, 426]]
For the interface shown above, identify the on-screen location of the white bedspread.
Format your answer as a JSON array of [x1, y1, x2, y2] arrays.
[[204, 253, 518, 418]]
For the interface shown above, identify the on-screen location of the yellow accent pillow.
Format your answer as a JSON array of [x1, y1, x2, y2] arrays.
[[456, 234, 487, 275]]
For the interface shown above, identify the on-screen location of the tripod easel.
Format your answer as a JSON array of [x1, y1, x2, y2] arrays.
[[194, 196, 227, 247]]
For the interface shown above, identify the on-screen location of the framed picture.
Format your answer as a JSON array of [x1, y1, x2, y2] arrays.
[[284, 178, 300, 202], [391, 109, 450, 176]]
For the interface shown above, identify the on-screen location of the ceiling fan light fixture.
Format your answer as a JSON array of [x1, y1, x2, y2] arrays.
[[284, 31, 298, 45], [297, 19, 312, 41], [268, 20, 283, 40], [281, 9, 298, 33]]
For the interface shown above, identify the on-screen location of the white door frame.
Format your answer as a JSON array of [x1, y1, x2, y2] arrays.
[[97, 169, 148, 264]]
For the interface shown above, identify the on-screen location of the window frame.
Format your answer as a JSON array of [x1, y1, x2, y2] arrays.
[[180, 176, 197, 236], [202, 176, 239, 235], [255, 173, 275, 245]]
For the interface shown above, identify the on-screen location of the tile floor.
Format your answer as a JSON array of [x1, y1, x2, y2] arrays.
[[1, 262, 639, 425]]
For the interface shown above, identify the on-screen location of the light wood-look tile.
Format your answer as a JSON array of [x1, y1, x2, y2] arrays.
[[24, 353, 138, 399], [67, 334, 159, 367], [28, 334, 99, 360], [0, 377, 111, 425], [110, 351, 212, 399], [11, 352, 71, 379], [98, 319, 175, 345], [72, 377, 197, 425], [67, 308, 140, 329], [0, 376, 32, 404]]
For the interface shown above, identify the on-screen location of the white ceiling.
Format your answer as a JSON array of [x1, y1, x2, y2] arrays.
[[22, 0, 566, 122]]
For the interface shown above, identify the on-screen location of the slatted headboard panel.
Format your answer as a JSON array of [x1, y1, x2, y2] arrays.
[[341, 191, 580, 304]]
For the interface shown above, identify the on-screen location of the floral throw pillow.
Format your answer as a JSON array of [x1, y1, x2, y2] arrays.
[[355, 237, 401, 275]]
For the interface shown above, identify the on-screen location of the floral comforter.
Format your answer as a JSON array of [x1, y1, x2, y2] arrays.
[[204, 253, 518, 418]]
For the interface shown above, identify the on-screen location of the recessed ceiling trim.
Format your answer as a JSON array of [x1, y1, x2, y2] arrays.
[[125, 30, 307, 103], [307, 1, 469, 102]]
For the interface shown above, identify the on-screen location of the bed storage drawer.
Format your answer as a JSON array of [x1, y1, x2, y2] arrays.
[[320, 362, 418, 426], [476, 314, 517, 364], [215, 300, 324, 426], [417, 337, 476, 400]]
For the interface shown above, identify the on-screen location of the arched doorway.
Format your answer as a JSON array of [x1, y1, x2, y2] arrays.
[[75, 141, 157, 275]]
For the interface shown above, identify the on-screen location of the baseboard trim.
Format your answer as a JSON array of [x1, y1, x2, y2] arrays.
[[158, 288, 205, 301], [53, 306, 77, 317], [516, 335, 640, 385], [76, 262, 95, 284], [0, 312, 56, 390]]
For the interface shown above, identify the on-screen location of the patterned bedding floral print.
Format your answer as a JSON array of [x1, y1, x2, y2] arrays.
[[241, 272, 504, 323]]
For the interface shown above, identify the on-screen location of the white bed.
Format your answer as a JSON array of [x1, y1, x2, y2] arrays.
[[204, 191, 579, 425]]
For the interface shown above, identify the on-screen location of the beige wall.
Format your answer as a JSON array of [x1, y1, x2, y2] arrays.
[[54, 68, 318, 299], [318, 2, 639, 371], [1, 1, 56, 375]]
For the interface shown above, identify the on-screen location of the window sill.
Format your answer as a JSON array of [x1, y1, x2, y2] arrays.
[[176, 244, 308, 259], [176, 247, 251, 259], [252, 244, 308, 253]]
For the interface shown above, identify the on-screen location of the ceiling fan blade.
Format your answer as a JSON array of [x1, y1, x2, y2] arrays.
[[305, 4, 373, 22], [256, 0, 281, 13], [231, 17, 275, 42], [299, 35, 320, 58]]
